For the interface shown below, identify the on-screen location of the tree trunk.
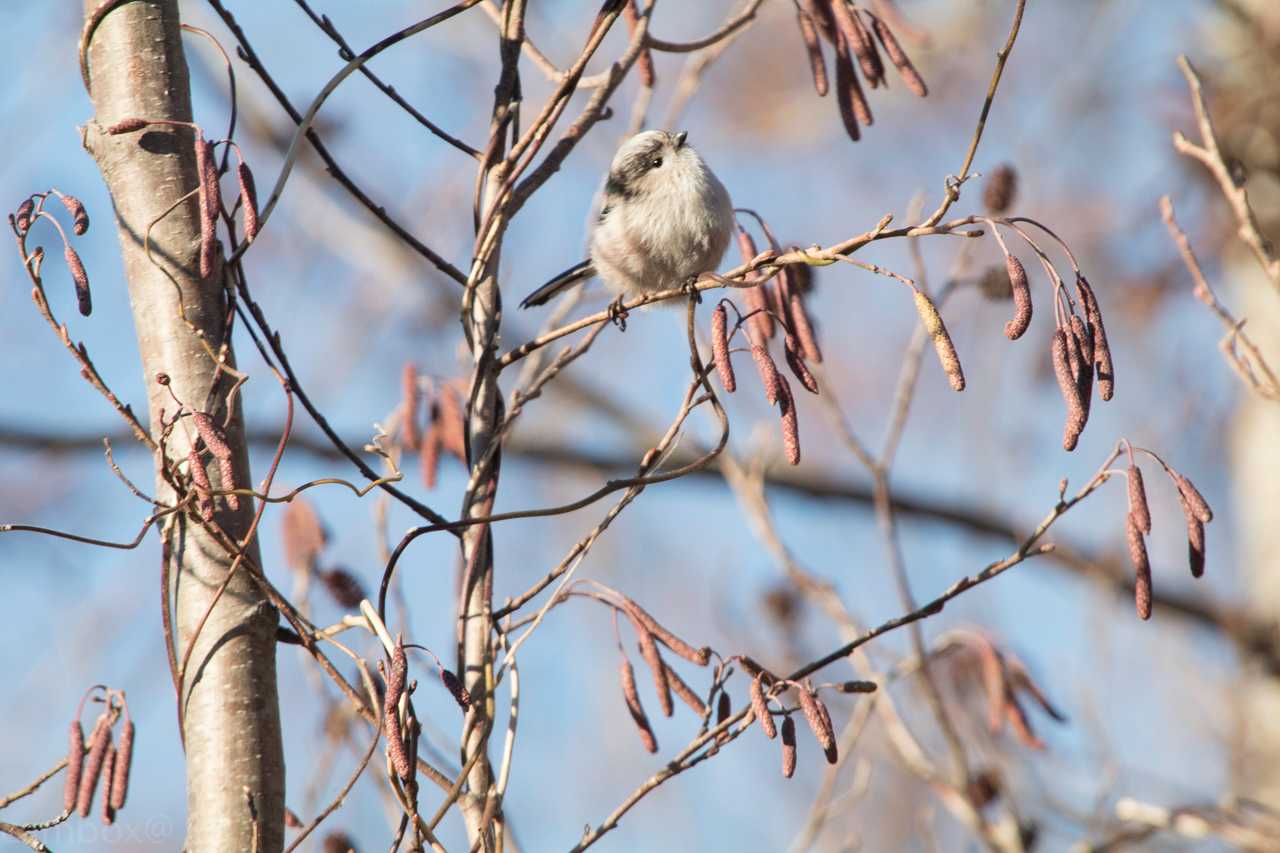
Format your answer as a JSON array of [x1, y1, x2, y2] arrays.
[[81, 2, 284, 850]]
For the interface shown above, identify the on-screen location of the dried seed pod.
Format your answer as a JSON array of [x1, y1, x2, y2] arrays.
[[1051, 329, 1086, 451], [797, 687, 836, 758], [319, 567, 366, 609], [441, 668, 472, 709], [983, 164, 1018, 214], [711, 304, 736, 392], [665, 664, 708, 717], [1076, 276, 1113, 400], [835, 680, 877, 693], [784, 336, 819, 394], [635, 626, 674, 718], [619, 598, 711, 666], [780, 716, 797, 778], [65, 245, 92, 316], [110, 718, 133, 811], [751, 344, 781, 405], [1172, 472, 1213, 523], [401, 363, 421, 450], [829, 0, 883, 87], [795, 5, 829, 96], [100, 744, 117, 825], [832, 27, 871, 138], [1126, 512, 1153, 621], [786, 285, 824, 363], [281, 497, 325, 575], [778, 375, 801, 466], [15, 198, 34, 234], [59, 194, 89, 235], [77, 713, 111, 817], [865, 9, 927, 96], [237, 161, 259, 243], [1003, 254, 1031, 339], [622, 0, 655, 88], [106, 117, 150, 134], [1187, 516, 1206, 579], [64, 720, 85, 814], [620, 657, 658, 753], [913, 290, 965, 391], [749, 675, 776, 739], [383, 640, 412, 779], [1127, 464, 1151, 534]]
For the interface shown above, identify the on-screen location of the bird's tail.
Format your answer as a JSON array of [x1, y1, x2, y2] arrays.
[[519, 259, 595, 308]]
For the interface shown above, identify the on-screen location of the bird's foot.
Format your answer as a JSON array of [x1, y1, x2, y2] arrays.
[[681, 274, 703, 303], [608, 294, 629, 331]]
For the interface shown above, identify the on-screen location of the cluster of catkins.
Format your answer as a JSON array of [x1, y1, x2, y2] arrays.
[[400, 365, 467, 489], [948, 630, 1066, 751], [12, 189, 92, 315], [710, 216, 825, 465], [106, 117, 260, 277], [381, 636, 470, 783], [65, 687, 134, 825], [280, 496, 369, 610], [793, 0, 929, 141], [1120, 445, 1213, 620]]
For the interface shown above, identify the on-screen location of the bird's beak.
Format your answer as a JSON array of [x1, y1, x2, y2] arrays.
[[674, 131, 688, 148]]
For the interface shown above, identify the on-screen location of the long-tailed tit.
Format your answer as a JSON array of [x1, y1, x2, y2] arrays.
[[520, 129, 734, 310]]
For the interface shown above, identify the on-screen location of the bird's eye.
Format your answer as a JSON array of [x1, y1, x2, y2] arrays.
[[650, 156, 663, 169]]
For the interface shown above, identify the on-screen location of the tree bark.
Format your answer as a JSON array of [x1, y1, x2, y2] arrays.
[[81, 2, 284, 850]]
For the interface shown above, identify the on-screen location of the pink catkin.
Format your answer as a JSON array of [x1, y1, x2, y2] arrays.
[[784, 336, 819, 394], [100, 744, 116, 825], [1173, 472, 1213, 523], [711, 305, 736, 393], [828, 0, 882, 86], [188, 447, 214, 522], [110, 719, 133, 811], [1076, 276, 1113, 400], [281, 497, 325, 574], [787, 289, 824, 363], [780, 716, 797, 778], [622, 0, 655, 88], [195, 139, 217, 279], [106, 117, 149, 134], [749, 675, 776, 739], [832, 27, 871, 137], [76, 714, 111, 817], [15, 199, 34, 234], [1187, 517, 1206, 579], [1127, 465, 1151, 534], [751, 345, 781, 405], [797, 688, 836, 759], [795, 6, 829, 96], [65, 245, 92, 316], [864, 9, 927, 96], [634, 625, 674, 718], [384, 641, 412, 779], [64, 721, 85, 814], [1051, 329, 1086, 451], [1003, 254, 1031, 340], [665, 664, 707, 717], [237, 162, 259, 243], [619, 598, 711, 666], [778, 375, 801, 466], [192, 413, 237, 510], [60, 194, 89, 235], [620, 658, 658, 753], [441, 668, 472, 709], [1126, 513, 1153, 620], [914, 291, 964, 391]]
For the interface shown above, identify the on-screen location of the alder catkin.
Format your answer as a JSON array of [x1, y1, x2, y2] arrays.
[[620, 657, 659, 753], [100, 744, 117, 825], [913, 290, 965, 391], [76, 714, 111, 817], [665, 664, 708, 717], [797, 688, 836, 760], [833, 26, 873, 133], [401, 363, 421, 450], [188, 447, 214, 522], [779, 375, 801, 466], [711, 304, 736, 392], [106, 117, 149, 134], [751, 344, 782, 405], [440, 668, 472, 709], [15, 198, 34, 234], [830, 0, 883, 87], [780, 716, 797, 778], [784, 336, 819, 394], [319, 568, 365, 609], [65, 245, 92, 316], [281, 497, 325, 574], [865, 9, 927, 96], [1076, 276, 1114, 400], [1126, 513, 1153, 621], [787, 288, 824, 363], [1003, 254, 1031, 340], [1172, 472, 1213, 523], [60, 194, 89, 235], [1127, 464, 1151, 534], [383, 640, 412, 779], [795, 5, 829, 96], [237, 161, 259, 242], [110, 718, 133, 811], [749, 675, 776, 739], [64, 721, 85, 814], [635, 627, 674, 718], [1051, 329, 1085, 450], [622, 0, 655, 88], [1187, 517, 1206, 579]]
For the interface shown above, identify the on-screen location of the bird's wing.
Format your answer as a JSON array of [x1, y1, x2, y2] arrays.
[[519, 259, 596, 308]]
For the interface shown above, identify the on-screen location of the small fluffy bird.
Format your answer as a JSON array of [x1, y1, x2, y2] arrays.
[[520, 130, 734, 309]]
